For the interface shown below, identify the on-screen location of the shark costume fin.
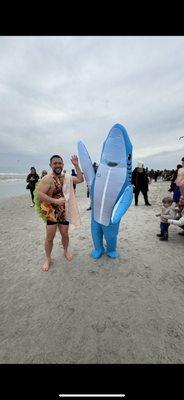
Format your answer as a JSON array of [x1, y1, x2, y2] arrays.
[[77, 141, 95, 189], [111, 185, 133, 224]]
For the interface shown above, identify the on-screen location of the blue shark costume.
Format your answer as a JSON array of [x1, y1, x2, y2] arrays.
[[78, 123, 133, 259]]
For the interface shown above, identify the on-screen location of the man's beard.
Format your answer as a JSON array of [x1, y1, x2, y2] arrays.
[[53, 168, 62, 175]]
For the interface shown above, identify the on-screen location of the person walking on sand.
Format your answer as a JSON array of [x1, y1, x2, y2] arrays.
[[26, 167, 39, 206], [38, 154, 84, 271]]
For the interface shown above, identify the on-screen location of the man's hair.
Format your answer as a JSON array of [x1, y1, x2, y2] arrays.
[[162, 196, 173, 205], [50, 155, 63, 163]]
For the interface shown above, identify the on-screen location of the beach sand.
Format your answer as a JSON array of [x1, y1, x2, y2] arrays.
[[0, 180, 184, 363]]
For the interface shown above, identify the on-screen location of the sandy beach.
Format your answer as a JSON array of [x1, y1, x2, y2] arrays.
[[0, 180, 184, 364]]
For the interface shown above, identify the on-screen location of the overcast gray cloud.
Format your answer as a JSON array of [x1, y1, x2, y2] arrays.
[[0, 36, 184, 172]]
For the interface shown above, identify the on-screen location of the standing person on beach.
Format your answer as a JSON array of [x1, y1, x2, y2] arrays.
[[168, 164, 182, 206], [26, 167, 39, 206], [153, 170, 159, 182], [38, 155, 83, 271], [149, 169, 154, 183], [156, 196, 176, 241], [162, 169, 168, 180], [175, 157, 184, 199], [132, 161, 151, 206]]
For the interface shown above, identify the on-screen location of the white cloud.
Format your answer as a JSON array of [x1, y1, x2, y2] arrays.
[[0, 36, 184, 171]]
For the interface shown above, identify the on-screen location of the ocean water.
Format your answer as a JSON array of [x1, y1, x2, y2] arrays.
[[0, 173, 28, 199]]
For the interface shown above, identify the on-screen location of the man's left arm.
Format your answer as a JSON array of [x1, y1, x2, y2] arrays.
[[71, 155, 84, 184]]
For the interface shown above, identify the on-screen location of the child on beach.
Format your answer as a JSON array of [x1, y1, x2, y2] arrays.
[[168, 198, 184, 236], [156, 196, 176, 241]]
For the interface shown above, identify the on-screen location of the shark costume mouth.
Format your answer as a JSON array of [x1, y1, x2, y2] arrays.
[[107, 162, 118, 167]]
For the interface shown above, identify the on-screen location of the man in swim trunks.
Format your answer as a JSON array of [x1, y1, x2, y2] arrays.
[[38, 154, 83, 271]]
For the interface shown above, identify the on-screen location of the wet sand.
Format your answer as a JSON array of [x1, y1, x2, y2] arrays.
[[0, 180, 184, 363]]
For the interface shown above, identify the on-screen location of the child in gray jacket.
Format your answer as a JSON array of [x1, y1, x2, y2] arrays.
[[156, 196, 176, 241]]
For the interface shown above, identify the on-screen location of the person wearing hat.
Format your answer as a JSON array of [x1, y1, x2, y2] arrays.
[[132, 161, 151, 206]]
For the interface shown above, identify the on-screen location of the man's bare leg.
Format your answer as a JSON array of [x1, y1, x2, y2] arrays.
[[58, 224, 73, 261], [42, 224, 57, 271]]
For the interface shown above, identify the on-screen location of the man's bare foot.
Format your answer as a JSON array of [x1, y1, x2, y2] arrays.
[[64, 251, 73, 261], [42, 258, 51, 271]]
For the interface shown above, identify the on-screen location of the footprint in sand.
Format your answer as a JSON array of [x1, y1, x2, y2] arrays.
[[175, 274, 184, 284], [166, 321, 183, 338], [92, 321, 107, 333], [88, 269, 99, 274]]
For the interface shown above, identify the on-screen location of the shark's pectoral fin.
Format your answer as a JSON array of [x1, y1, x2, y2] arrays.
[[77, 141, 95, 189], [111, 185, 133, 224]]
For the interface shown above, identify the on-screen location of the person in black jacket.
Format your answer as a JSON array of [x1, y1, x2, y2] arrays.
[[153, 170, 159, 182], [26, 167, 39, 206], [132, 162, 151, 206]]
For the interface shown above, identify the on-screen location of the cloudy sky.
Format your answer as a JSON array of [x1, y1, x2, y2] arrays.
[[0, 36, 184, 173]]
